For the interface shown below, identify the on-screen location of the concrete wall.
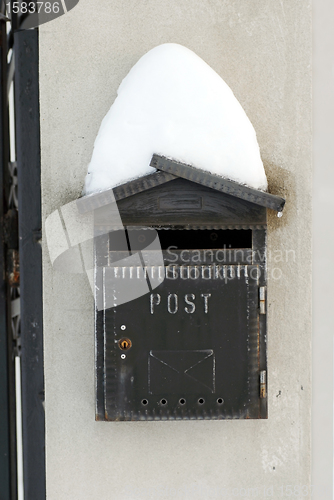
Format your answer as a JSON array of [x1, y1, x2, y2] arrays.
[[313, 0, 334, 497], [40, 1, 312, 498]]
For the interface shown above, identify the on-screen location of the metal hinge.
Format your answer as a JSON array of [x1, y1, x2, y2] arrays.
[[259, 286, 266, 315], [260, 370, 267, 399]]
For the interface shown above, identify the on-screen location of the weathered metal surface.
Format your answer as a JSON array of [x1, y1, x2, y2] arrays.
[[95, 223, 267, 421], [92, 150, 268, 422], [102, 263, 261, 420], [252, 230, 267, 418], [78, 154, 284, 217], [94, 231, 109, 420], [150, 154, 286, 213], [1, 7, 45, 499], [77, 170, 176, 214], [0, 5, 16, 497], [93, 178, 267, 230], [93, 170, 269, 421], [15, 29, 46, 500]]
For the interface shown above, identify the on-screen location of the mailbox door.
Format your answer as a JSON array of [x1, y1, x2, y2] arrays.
[[102, 262, 263, 420]]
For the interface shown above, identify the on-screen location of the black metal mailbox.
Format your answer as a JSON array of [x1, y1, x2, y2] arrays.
[[77, 155, 285, 421]]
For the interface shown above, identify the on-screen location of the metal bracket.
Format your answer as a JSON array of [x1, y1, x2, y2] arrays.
[[259, 286, 266, 315], [260, 370, 267, 399]]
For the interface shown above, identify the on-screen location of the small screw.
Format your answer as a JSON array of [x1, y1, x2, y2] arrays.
[[121, 354, 126, 359], [121, 325, 126, 330]]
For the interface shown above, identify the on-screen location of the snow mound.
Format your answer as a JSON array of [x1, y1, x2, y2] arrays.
[[84, 43, 267, 195]]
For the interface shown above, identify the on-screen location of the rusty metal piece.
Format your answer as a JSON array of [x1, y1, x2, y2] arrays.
[[118, 338, 132, 351], [260, 370, 267, 399], [6, 249, 20, 287], [3, 209, 18, 250]]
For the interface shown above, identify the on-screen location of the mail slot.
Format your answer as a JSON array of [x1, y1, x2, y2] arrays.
[[77, 155, 285, 421]]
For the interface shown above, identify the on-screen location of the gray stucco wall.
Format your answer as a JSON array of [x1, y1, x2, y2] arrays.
[[40, 1, 312, 498], [313, 0, 334, 497]]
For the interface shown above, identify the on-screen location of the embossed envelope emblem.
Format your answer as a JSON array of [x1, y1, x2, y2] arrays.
[[148, 350, 215, 394]]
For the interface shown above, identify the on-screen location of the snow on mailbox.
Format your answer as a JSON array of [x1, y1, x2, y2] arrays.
[[45, 43, 285, 421]]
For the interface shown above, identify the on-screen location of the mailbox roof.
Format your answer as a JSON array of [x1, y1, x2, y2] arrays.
[[77, 155, 285, 215]]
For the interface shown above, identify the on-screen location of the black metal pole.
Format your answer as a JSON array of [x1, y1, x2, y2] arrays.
[[0, 4, 17, 499], [0, 40, 12, 499], [15, 28, 45, 500]]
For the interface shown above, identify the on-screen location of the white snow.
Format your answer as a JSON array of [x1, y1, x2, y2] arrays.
[[83, 43, 267, 195]]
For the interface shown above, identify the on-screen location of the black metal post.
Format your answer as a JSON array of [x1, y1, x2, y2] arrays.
[[15, 29, 45, 500], [0, 43, 12, 500], [0, 4, 17, 499]]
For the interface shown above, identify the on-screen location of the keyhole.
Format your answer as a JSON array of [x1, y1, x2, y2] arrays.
[[118, 338, 132, 351]]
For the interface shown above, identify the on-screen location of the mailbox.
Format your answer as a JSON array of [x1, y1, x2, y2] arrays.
[[77, 155, 285, 421]]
